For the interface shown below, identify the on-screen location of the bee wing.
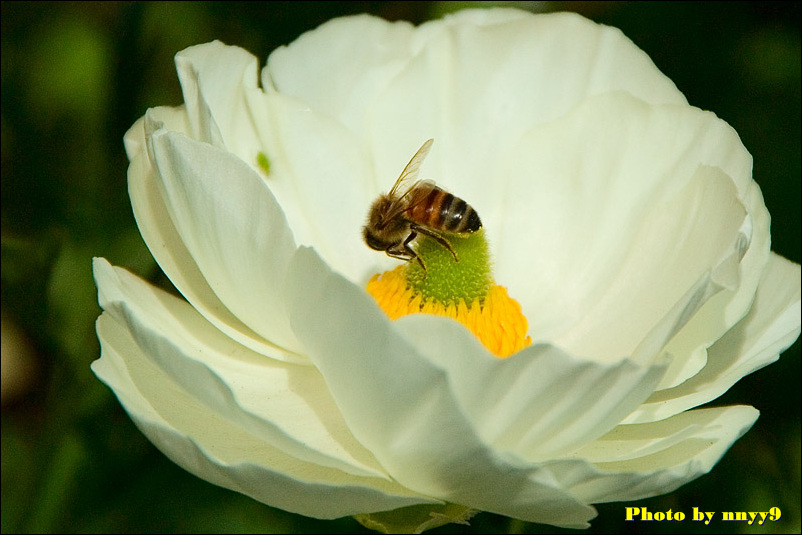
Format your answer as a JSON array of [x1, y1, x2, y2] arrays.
[[387, 138, 434, 198], [380, 139, 434, 225], [400, 179, 436, 209], [380, 179, 437, 230]]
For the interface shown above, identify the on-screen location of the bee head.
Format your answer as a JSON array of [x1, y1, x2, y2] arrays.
[[363, 225, 390, 251]]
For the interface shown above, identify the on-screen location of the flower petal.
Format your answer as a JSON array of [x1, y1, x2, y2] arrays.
[[127, 110, 301, 362], [285, 247, 598, 527], [265, 14, 416, 139], [492, 94, 753, 367], [565, 406, 759, 503], [92, 311, 434, 519], [392, 313, 667, 462], [174, 41, 265, 164], [147, 128, 301, 353], [626, 253, 801, 423], [246, 91, 378, 280], [554, 163, 746, 372], [93, 257, 392, 479], [124, 106, 190, 162], [364, 10, 686, 210], [656, 177, 770, 387]]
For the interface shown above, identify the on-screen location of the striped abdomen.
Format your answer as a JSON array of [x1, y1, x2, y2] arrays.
[[405, 183, 482, 234]]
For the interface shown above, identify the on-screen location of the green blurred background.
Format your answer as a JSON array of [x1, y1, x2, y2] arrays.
[[2, 2, 799, 533]]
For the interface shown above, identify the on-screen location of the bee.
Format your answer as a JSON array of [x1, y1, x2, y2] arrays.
[[363, 138, 482, 274]]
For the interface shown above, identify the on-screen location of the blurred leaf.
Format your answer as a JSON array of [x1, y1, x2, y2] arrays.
[[25, 15, 112, 125], [1, 417, 39, 533], [25, 432, 88, 533], [1, 233, 58, 291], [46, 240, 101, 369]]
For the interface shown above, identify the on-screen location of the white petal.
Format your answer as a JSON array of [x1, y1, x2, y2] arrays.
[[491, 94, 752, 362], [651, 179, 770, 388], [128, 112, 301, 362], [626, 253, 801, 423], [285, 247, 597, 527], [124, 106, 191, 162], [264, 14, 416, 139], [175, 41, 265, 164], [92, 312, 433, 519], [93, 257, 390, 479], [365, 10, 686, 209], [435, 9, 687, 107], [554, 164, 745, 372], [245, 92, 377, 280], [148, 129, 301, 353], [393, 314, 667, 461], [564, 406, 759, 503]]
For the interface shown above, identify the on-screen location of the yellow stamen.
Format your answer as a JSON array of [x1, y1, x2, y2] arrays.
[[367, 266, 531, 358]]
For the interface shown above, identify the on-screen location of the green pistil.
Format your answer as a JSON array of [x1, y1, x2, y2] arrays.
[[405, 228, 493, 306], [256, 151, 271, 175]]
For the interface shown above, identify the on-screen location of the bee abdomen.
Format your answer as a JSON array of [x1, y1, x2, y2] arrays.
[[410, 186, 482, 234]]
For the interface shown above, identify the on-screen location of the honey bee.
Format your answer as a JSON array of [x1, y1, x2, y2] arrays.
[[363, 138, 482, 274]]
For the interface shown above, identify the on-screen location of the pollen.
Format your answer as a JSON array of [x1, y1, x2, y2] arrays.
[[366, 266, 531, 358]]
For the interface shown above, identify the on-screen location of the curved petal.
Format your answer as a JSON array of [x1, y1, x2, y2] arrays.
[[364, 10, 686, 212], [564, 406, 759, 503], [553, 164, 746, 377], [93, 257, 391, 479], [491, 95, 753, 365], [393, 313, 667, 462], [124, 106, 190, 162], [245, 91, 377, 280], [175, 41, 265, 165], [285, 247, 597, 527], [128, 110, 301, 362], [147, 129, 301, 353], [656, 178, 770, 386], [265, 14, 416, 139], [92, 312, 434, 519], [626, 253, 801, 422]]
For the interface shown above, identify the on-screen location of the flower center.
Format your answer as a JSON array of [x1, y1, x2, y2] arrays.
[[366, 230, 531, 358]]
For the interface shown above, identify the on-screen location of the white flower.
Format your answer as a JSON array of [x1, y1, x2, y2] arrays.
[[92, 8, 801, 530]]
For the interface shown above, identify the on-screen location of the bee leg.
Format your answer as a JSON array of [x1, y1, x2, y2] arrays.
[[410, 224, 459, 263], [402, 230, 428, 276], [383, 233, 427, 276], [385, 248, 417, 265]]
